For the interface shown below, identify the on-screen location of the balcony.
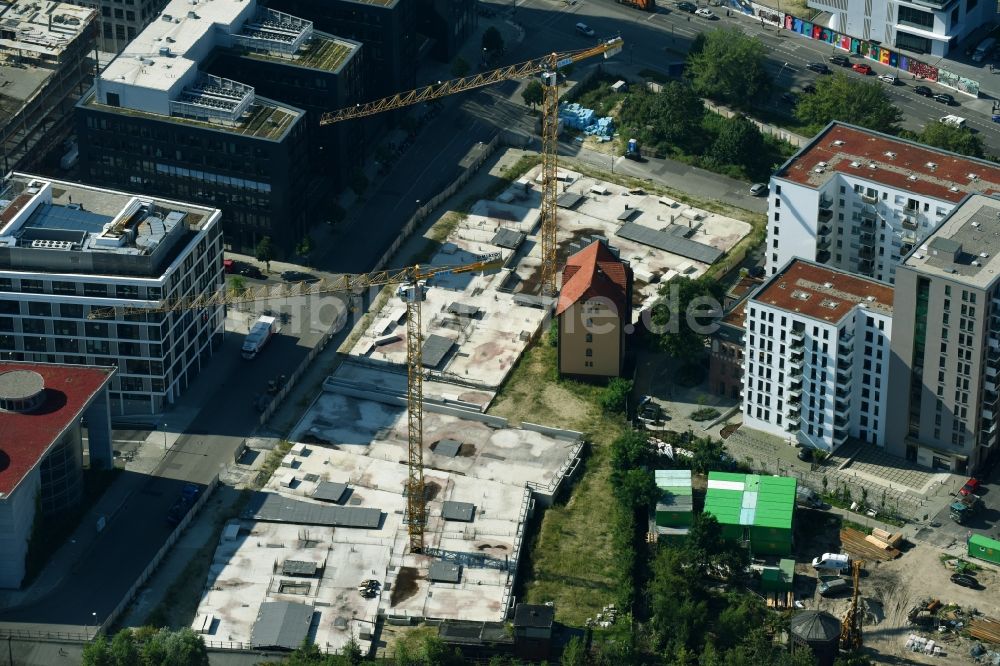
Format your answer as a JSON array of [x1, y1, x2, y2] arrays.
[[860, 193, 878, 204], [817, 236, 831, 250], [816, 250, 832, 264], [835, 386, 851, 400], [858, 259, 874, 274], [980, 432, 995, 448], [788, 356, 804, 372], [834, 400, 850, 419], [789, 335, 805, 350], [860, 232, 876, 246], [900, 243, 913, 256], [982, 418, 998, 435], [986, 378, 998, 393], [833, 429, 849, 446], [859, 217, 876, 231], [786, 403, 801, 416], [789, 328, 805, 342], [985, 407, 996, 421], [818, 208, 833, 223], [790, 345, 804, 361], [837, 358, 853, 372], [859, 246, 876, 260], [836, 369, 851, 385], [785, 416, 801, 430], [988, 364, 999, 379], [819, 195, 834, 209], [902, 216, 918, 230], [818, 224, 832, 236]]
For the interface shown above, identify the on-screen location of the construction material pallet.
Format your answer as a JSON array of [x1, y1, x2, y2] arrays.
[[840, 527, 901, 561], [765, 591, 794, 609], [970, 617, 1000, 644]]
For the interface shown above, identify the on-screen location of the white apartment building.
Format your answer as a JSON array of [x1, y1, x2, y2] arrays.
[[742, 258, 895, 453], [809, 0, 997, 57], [0, 173, 224, 415], [766, 122, 1000, 284]]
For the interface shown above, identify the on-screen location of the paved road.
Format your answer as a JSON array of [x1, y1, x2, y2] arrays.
[[503, 0, 1000, 153]]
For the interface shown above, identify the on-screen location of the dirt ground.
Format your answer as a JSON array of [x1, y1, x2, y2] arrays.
[[806, 543, 1000, 664]]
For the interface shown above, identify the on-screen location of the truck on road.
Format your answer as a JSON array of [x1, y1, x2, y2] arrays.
[[242, 315, 277, 360], [949, 493, 982, 524]]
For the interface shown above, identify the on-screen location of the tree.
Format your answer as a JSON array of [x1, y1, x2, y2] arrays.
[[227, 274, 247, 296], [619, 84, 705, 156], [610, 430, 653, 471], [522, 79, 544, 109], [650, 276, 724, 358], [110, 631, 140, 666], [482, 26, 504, 56], [690, 437, 726, 475], [687, 29, 772, 107], [561, 636, 588, 666], [296, 234, 314, 258], [915, 121, 985, 157], [599, 377, 633, 414], [615, 467, 660, 510], [709, 115, 767, 180], [82, 635, 114, 666], [794, 73, 902, 133], [140, 627, 209, 666], [255, 236, 274, 272], [451, 56, 470, 78]]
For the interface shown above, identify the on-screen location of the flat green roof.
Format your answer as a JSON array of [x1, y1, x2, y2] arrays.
[[969, 534, 1000, 549], [704, 472, 796, 529], [655, 469, 692, 493]]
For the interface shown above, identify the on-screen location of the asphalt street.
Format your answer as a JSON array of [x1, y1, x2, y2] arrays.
[[504, 0, 1000, 152]]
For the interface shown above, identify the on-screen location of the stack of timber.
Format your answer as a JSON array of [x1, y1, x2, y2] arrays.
[[969, 616, 1000, 644], [865, 528, 904, 550], [840, 527, 901, 561]]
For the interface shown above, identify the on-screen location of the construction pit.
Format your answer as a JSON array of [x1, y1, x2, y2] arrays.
[[192, 391, 583, 654], [347, 163, 751, 399]]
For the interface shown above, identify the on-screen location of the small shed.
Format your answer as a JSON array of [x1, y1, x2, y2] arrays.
[[760, 558, 795, 592], [789, 610, 840, 666]]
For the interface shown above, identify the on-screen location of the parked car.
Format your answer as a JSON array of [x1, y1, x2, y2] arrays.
[[676, 1, 697, 11], [878, 73, 901, 85], [281, 270, 319, 283], [934, 93, 955, 105], [797, 446, 815, 462], [749, 183, 769, 196], [239, 265, 265, 279], [638, 402, 663, 425], [959, 478, 981, 496], [818, 577, 850, 597], [939, 115, 967, 128], [748, 265, 766, 278], [914, 85, 934, 97], [950, 573, 981, 589], [829, 55, 851, 67], [575, 22, 595, 37], [852, 63, 873, 75], [695, 7, 717, 18], [807, 62, 831, 74]]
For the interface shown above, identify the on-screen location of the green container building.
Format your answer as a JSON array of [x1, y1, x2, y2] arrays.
[[703, 472, 797, 556], [655, 469, 693, 542], [760, 558, 796, 593], [968, 534, 1000, 565]]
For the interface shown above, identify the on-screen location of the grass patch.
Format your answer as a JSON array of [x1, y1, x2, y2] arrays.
[[426, 211, 467, 244], [691, 407, 721, 422], [489, 340, 628, 627], [253, 440, 294, 489]]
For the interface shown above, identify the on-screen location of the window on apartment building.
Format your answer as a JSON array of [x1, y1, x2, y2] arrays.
[[836, 253, 842, 262], [773, 226, 779, 237], [773, 239, 779, 248], [774, 213, 780, 222], [27, 302, 52, 317], [84, 322, 108, 338], [585, 348, 592, 357], [585, 333, 593, 343], [772, 253, 778, 264]]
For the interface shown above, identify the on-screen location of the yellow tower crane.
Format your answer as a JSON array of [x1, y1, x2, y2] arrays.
[[319, 37, 624, 295], [89, 253, 505, 552], [840, 559, 865, 652]]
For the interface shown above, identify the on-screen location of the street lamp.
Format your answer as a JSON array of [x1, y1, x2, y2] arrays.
[[163, 423, 168, 453], [777, 62, 790, 83]]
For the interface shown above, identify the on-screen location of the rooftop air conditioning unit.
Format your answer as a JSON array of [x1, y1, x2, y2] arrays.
[[907, 175, 917, 181], [832, 140, 845, 146], [926, 162, 937, 169], [968, 173, 978, 180], [850, 161, 861, 168], [884, 151, 896, 159]]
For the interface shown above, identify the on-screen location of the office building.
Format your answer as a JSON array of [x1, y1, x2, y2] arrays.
[[0, 173, 224, 414], [556, 240, 633, 378], [808, 0, 997, 57], [742, 258, 894, 453], [766, 123, 1000, 284], [265, 0, 416, 99], [886, 194, 1000, 474], [0, 0, 97, 175], [75, 0, 360, 254], [0, 362, 114, 588], [417, 0, 476, 62]]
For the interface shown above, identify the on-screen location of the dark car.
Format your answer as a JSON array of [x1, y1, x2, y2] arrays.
[[818, 578, 850, 597], [281, 270, 319, 283], [950, 573, 981, 589], [239, 265, 265, 279], [806, 62, 831, 74], [676, 1, 697, 11], [797, 447, 814, 462], [748, 265, 766, 278], [934, 93, 955, 105], [914, 85, 933, 97], [829, 55, 851, 67]]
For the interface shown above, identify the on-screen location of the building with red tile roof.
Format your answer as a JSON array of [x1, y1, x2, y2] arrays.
[[0, 362, 114, 588], [557, 240, 633, 378], [742, 258, 894, 454], [765, 122, 1000, 285]]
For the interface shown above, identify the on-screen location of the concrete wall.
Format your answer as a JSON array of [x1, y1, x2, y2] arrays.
[[766, 177, 821, 277], [0, 469, 39, 589], [558, 302, 621, 378]]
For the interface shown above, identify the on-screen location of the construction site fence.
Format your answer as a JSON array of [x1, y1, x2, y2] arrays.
[[371, 133, 501, 273], [99, 474, 220, 635]]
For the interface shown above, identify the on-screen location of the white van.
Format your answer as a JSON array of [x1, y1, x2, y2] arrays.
[[575, 22, 596, 37], [812, 553, 851, 570], [939, 114, 967, 128]]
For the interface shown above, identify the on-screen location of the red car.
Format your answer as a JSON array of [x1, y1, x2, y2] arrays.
[[959, 478, 980, 496], [852, 63, 873, 75]]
